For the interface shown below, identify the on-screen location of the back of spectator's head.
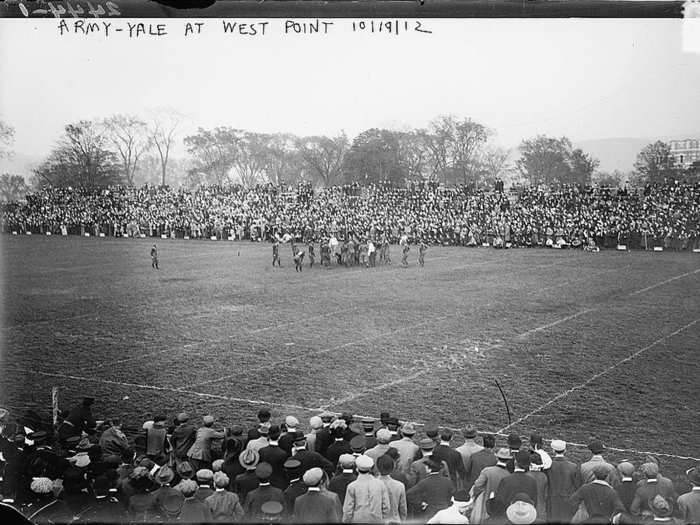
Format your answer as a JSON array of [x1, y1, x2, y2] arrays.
[[213, 472, 229, 489], [515, 448, 531, 470], [179, 479, 198, 498], [268, 424, 281, 441], [508, 433, 522, 450], [257, 408, 271, 423], [593, 465, 610, 480], [376, 428, 392, 444], [618, 462, 635, 478], [588, 439, 604, 455], [529, 432, 543, 449], [440, 428, 453, 442], [376, 455, 394, 475], [482, 434, 495, 449], [640, 462, 659, 478], [425, 426, 439, 440], [687, 466, 700, 486], [425, 457, 442, 473]]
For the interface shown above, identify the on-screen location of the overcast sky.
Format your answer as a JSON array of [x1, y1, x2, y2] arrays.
[[1, 18, 698, 158]]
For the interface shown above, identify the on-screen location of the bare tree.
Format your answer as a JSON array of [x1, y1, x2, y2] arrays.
[[149, 109, 183, 186], [296, 133, 349, 187], [103, 115, 151, 186], [0, 119, 15, 159]]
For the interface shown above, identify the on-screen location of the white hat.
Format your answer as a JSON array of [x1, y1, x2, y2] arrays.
[[309, 416, 323, 430], [355, 455, 374, 472], [285, 416, 299, 428], [506, 501, 537, 524], [551, 439, 566, 452]]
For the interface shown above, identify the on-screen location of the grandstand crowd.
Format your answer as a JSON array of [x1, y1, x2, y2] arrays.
[[2, 180, 699, 251], [0, 400, 698, 524]]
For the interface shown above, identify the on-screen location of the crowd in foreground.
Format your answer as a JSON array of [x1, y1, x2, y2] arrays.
[[2, 180, 699, 251], [0, 398, 698, 524]]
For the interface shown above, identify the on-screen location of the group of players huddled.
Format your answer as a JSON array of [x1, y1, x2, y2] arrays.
[[272, 232, 428, 272]]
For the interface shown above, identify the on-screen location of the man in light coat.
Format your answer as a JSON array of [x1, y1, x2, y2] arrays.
[[390, 422, 419, 474], [187, 415, 225, 471], [470, 447, 511, 523], [342, 455, 390, 523]]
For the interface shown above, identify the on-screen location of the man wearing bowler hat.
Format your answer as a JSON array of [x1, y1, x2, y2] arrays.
[[409, 438, 449, 486], [455, 424, 484, 468]]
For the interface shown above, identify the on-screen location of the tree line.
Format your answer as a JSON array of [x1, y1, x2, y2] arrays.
[[1, 114, 698, 202]]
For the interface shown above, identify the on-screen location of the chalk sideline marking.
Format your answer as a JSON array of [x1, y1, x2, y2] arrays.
[[5, 367, 697, 463], [629, 267, 700, 296], [497, 316, 700, 435], [2, 368, 314, 413]]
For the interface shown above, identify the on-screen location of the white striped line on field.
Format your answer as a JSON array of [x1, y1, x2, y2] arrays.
[[497, 316, 700, 435], [629, 267, 700, 296]]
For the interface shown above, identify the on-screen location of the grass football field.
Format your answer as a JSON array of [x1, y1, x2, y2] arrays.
[[1, 236, 699, 486]]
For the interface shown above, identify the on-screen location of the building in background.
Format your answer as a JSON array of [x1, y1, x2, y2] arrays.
[[669, 138, 700, 169]]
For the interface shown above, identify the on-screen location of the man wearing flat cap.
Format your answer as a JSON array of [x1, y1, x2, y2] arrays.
[[677, 466, 700, 525], [245, 462, 286, 520], [205, 471, 245, 522], [195, 468, 215, 502], [495, 448, 539, 511], [187, 415, 226, 472], [630, 462, 678, 518], [547, 439, 581, 522], [342, 455, 390, 523], [304, 416, 324, 454], [294, 467, 342, 523], [278, 416, 299, 455], [366, 428, 394, 463], [329, 454, 357, 505], [391, 422, 420, 474], [580, 439, 619, 485]]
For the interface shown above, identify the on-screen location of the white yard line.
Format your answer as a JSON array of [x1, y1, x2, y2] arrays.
[[629, 267, 700, 295], [497, 317, 700, 434]]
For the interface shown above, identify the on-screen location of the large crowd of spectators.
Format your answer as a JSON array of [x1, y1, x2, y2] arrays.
[[1, 400, 698, 524], [1, 181, 699, 251]]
